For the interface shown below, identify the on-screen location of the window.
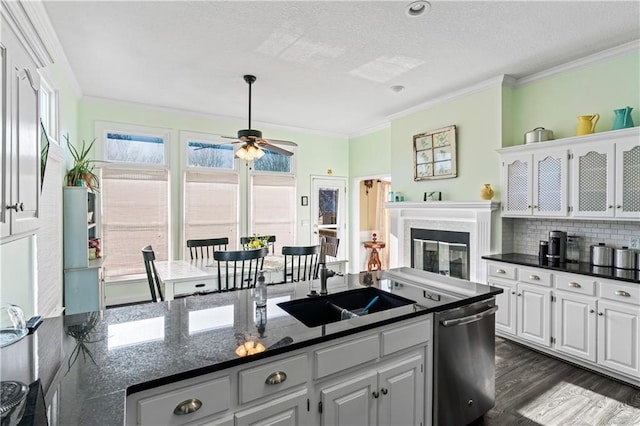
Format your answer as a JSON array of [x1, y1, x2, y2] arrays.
[[97, 122, 171, 280], [182, 132, 240, 254], [251, 173, 296, 251], [39, 76, 58, 142]]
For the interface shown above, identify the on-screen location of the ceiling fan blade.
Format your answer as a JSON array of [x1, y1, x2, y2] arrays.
[[263, 138, 297, 147], [259, 142, 294, 156]]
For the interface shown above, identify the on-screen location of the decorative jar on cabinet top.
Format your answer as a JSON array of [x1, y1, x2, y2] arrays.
[[612, 106, 634, 130], [480, 183, 494, 200], [576, 114, 600, 135]]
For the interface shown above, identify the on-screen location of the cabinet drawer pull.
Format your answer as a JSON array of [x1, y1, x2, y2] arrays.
[[195, 283, 205, 288], [615, 290, 631, 297], [598, 312, 604, 316], [496, 269, 506, 274], [529, 275, 540, 281], [265, 371, 287, 385], [372, 391, 379, 399], [381, 388, 388, 395], [568, 282, 581, 288], [173, 398, 202, 415]]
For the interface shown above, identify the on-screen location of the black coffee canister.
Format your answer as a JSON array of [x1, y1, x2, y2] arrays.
[[539, 240, 548, 260]]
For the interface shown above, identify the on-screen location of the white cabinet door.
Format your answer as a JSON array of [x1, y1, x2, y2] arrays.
[[572, 143, 615, 218], [597, 300, 640, 378], [1, 18, 40, 238], [235, 388, 309, 426], [532, 149, 568, 217], [517, 283, 551, 347], [489, 278, 517, 335], [614, 139, 640, 219], [377, 354, 424, 426], [502, 154, 532, 216], [554, 292, 597, 362], [321, 371, 377, 426]]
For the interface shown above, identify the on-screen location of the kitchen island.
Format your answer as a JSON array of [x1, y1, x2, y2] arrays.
[[35, 268, 501, 426]]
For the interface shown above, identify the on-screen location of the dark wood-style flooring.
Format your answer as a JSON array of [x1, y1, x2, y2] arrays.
[[475, 337, 640, 425]]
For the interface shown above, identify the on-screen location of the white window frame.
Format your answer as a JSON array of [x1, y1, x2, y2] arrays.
[[38, 72, 59, 144], [95, 121, 172, 169]]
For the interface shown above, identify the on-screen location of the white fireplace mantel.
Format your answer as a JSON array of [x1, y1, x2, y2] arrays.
[[386, 201, 500, 283]]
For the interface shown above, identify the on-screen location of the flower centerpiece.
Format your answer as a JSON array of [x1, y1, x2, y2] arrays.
[[247, 235, 269, 249]]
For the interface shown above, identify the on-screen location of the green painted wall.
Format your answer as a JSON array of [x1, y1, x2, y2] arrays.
[[511, 51, 640, 144], [348, 127, 391, 178], [78, 99, 349, 255], [389, 85, 503, 202]]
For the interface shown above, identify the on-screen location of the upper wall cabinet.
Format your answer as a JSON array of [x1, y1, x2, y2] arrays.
[[501, 148, 569, 217], [498, 127, 640, 221], [1, 14, 41, 240]]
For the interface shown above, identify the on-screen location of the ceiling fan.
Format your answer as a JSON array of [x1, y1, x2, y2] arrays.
[[219, 74, 297, 160]]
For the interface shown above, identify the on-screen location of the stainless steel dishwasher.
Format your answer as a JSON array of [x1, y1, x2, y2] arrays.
[[434, 297, 498, 425]]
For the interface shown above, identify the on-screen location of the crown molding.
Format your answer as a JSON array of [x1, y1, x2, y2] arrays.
[[81, 95, 350, 140], [1, 0, 53, 68], [515, 39, 640, 87], [2, 0, 82, 98], [349, 121, 390, 139], [387, 75, 510, 122]]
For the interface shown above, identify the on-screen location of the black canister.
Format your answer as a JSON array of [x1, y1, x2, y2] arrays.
[[539, 240, 548, 260]]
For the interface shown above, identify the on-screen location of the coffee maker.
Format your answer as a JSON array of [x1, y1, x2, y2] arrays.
[[547, 230, 567, 264]]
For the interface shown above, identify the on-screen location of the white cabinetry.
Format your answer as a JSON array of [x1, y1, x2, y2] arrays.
[[487, 259, 639, 386], [498, 127, 640, 220], [501, 148, 568, 217], [1, 14, 41, 239], [320, 353, 424, 426], [126, 315, 433, 426]]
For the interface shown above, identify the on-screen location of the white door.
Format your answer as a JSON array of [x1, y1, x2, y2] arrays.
[[321, 372, 377, 426], [614, 139, 640, 219], [489, 279, 517, 335], [377, 354, 424, 426], [571, 143, 615, 218], [235, 389, 309, 426], [517, 283, 551, 347], [554, 292, 597, 362], [597, 300, 640, 378], [311, 176, 347, 260], [502, 154, 532, 216]]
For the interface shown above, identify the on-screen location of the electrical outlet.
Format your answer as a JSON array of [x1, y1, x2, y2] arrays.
[[629, 237, 640, 250]]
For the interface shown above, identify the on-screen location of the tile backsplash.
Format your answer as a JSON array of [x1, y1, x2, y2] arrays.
[[502, 218, 640, 263]]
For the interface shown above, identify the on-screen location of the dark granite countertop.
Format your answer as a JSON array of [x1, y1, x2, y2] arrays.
[[39, 268, 501, 426], [482, 253, 640, 284]]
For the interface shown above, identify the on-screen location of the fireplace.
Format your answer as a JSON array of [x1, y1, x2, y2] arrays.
[[386, 201, 500, 283], [411, 228, 470, 280]]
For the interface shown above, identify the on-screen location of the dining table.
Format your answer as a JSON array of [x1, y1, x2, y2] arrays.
[[154, 255, 287, 301]]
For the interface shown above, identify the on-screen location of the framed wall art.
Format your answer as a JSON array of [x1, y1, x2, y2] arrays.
[[413, 125, 457, 181]]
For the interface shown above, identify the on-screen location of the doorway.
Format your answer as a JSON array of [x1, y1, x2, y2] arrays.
[[311, 176, 347, 260], [353, 176, 391, 273]]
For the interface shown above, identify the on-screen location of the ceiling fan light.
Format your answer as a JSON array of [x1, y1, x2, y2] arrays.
[[235, 146, 249, 160]]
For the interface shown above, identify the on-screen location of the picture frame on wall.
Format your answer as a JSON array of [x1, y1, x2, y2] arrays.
[[413, 125, 457, 181]]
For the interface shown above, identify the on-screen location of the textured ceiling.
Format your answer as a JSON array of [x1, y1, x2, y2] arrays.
[[42, 1, 640, 136]]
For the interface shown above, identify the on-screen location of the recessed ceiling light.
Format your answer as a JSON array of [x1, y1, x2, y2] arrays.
[[390, 85, 405, 93], [406, 1, 431, 17]]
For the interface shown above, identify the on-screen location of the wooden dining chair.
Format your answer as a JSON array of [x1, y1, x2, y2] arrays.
[[142, 245, 164, 302], [240, 235, 276, 254], [214, 247, 269, 291], [282, 245, 320, 283], [187, 237, 229, 259]]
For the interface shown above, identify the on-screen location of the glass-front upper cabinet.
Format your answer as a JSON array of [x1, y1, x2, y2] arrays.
[[571, 143, 615, 218], [615, 139, 640, 219]]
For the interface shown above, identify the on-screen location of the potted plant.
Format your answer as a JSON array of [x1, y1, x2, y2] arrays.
[[64, 134, 100, 192]]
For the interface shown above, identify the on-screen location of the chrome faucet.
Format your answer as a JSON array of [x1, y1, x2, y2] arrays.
[[318, 236, 335, 295]]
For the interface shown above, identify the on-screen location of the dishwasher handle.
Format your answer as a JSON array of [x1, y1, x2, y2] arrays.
[[440, 306, 498, 327]]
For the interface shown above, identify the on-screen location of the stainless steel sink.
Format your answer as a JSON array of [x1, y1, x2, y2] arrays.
[[277, 287, 416, 328]]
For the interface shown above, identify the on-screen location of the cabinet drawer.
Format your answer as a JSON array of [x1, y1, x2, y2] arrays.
[[174, 278, 218, 295], [487, 262, 516, 280], [555, 273, 596, 296], [599, 279, 640, 305], [239, 353, 307, 404], [381, 317, 431, 357], [314, 334, 379, 379], [138, 376, 230, 426], [519, 267, 551, 287]]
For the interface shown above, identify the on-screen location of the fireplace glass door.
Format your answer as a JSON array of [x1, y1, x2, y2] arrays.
[[411, 229, 469, 280]]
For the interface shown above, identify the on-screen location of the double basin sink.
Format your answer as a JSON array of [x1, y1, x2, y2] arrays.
[[277, 287, 416, 328]]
